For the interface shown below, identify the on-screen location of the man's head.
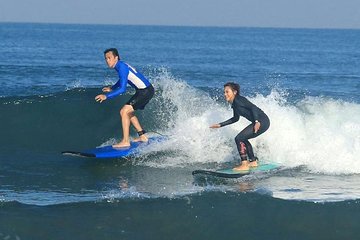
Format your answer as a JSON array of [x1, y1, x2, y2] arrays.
[[104, 48, 120, 68]]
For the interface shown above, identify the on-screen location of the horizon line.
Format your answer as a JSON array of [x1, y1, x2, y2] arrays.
[[1, 20, 360, 31]]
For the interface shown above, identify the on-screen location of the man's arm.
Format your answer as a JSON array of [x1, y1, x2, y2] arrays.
[[106, 64, 129, 99]]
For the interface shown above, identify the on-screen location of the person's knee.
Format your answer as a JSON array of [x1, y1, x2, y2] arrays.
[[120, 108, 127, 116], [235, 135, 244, 144], [120, 106, 133, 117]]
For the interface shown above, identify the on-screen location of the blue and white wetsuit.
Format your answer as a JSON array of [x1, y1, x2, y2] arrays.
[[106, 61, 154, 110], [106, 61, 152, 99]]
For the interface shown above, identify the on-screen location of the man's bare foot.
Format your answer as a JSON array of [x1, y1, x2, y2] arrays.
[[233, 161, 250, 171], [112, 141, 131, 148], [133, 134, 148, 143], [249, 160, 258, 168]]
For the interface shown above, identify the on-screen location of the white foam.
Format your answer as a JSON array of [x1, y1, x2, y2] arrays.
[[65, 79, 84, 90], [144, 70, 360, 175], [259, 95, 360, 174], [147, 70, 235, 166]]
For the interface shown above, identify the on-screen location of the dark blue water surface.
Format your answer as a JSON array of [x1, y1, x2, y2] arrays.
[[1, 23, 360, 240]]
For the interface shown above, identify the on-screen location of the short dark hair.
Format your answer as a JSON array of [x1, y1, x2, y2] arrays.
[[224, 82, 240, 95], [104, 48, 120, 59]]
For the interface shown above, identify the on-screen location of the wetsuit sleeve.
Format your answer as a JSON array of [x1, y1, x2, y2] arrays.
[[105, 64, 129, 99], [219, 109, 240, 127], [111, 79, 121, 89]]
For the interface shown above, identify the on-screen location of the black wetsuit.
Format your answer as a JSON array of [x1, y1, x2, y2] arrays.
[[219, 95, 270, 162]]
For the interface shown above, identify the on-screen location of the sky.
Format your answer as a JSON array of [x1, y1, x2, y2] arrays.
[[1, 0, 360, 29]]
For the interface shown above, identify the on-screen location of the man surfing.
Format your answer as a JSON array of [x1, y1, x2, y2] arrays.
[[95, 48, 154, 148]]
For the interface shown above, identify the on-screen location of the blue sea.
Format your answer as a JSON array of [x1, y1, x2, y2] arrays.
[[1, 23, 360, 239]]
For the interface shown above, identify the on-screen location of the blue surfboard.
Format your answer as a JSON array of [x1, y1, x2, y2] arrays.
[[192, 163, 280, 178], [62, 136, 165, 158]]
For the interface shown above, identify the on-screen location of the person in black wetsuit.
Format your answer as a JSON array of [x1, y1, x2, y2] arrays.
[[210, 82, 270, 171]]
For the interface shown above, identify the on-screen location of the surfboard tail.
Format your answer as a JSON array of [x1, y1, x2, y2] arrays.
[[192, 163, 280, 179], [192, 169, 248, 178], [61, 151, 96, 158]]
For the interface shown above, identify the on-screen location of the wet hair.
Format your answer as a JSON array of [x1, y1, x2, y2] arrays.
[[224, 82, 240, 95], [104, 48, 120, 59]]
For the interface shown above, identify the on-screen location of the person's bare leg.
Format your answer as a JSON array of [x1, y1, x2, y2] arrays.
[[113, 105, 133, 148], [130, 115, 148, 142]]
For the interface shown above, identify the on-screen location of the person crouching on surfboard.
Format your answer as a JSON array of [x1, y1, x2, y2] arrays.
[[95, 48, 154, 148], [210, 82, 270, 171]]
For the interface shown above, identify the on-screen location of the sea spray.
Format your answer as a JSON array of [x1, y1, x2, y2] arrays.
[[139, 70, 360, 174], [251, 93, 360, 174]]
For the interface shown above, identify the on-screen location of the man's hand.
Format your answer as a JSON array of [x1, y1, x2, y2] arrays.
[[95, 94, 107, 103], [254, 122, 261, 133], [102, 87, 112, 93]]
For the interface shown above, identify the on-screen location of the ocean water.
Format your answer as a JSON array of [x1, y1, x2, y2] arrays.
[[1, 23, 360, 239]]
